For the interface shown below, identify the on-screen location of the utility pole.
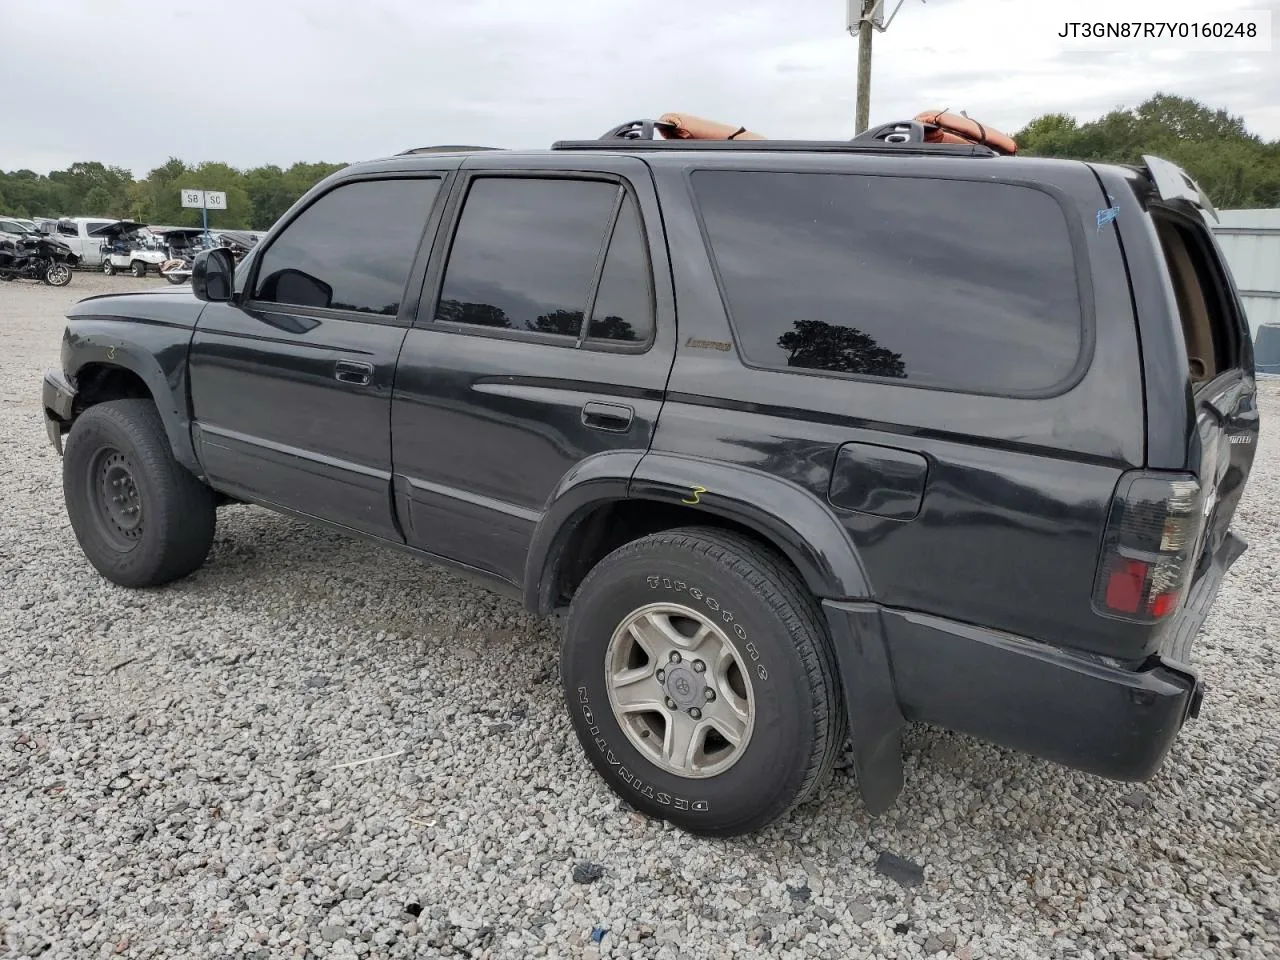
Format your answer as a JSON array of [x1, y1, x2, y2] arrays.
[[855, 1, 874, 134], [848, 0, 923, 135]]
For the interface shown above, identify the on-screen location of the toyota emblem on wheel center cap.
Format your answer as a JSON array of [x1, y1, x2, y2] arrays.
[[664, 666, 704, 709]]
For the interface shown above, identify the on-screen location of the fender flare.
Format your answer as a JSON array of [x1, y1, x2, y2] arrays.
[[628, 452, 872, 600], [523, 450, 645, 614], [63, 328, 201, 475], [524, 451, 872, 614]]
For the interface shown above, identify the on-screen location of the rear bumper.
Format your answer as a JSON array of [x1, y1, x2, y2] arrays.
[[876, 608, 1199, 781], [824, 532, 1245, 811], [42, 368, 76, 456]]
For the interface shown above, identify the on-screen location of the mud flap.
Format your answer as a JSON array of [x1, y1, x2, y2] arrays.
[[821, 600, 906, 815]]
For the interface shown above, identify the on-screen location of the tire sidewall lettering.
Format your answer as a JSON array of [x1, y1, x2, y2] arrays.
[[644, 577, 769, 685], [577, 685, 709, 812]]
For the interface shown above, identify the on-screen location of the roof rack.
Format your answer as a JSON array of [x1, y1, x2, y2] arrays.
[[396, 145, 502, 155], [551, 137, 998, 158], [551, 115, 1000, 158]]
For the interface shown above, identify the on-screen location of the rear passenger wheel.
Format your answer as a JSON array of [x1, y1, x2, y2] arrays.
[[63, 399, 216, 588], [130, 260, 146, 278], [560, 527, 846, 836]]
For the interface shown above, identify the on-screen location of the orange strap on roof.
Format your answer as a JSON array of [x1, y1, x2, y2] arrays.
[[657, 113, 767, 141], [914, 110, 1017, 155]]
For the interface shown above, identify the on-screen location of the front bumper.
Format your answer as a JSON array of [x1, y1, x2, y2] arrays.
[[42, 368, 76, 456]]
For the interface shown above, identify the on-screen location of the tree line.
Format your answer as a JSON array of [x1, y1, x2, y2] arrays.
[[1013, 93, 1280, 208], [0, 158, 347, 231], [2, 94, 1277, 231]]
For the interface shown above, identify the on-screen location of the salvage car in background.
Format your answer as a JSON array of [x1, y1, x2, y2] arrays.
[[96, 221, 168, 278], [49, 217, 116, 267], [150, 227, 209, 285], [157, 228, 217, 285], [0, 219, 79, 285]]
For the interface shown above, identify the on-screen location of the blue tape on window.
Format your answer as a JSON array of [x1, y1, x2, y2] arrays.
[[1097, 206, 1120, 231]]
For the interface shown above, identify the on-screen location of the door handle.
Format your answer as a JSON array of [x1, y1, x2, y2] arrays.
[[334, 360, 373, 386], [581, 401, 634, 432]]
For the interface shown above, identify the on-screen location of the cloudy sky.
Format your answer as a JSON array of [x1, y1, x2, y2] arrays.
[[3, 0, 1276, 176]]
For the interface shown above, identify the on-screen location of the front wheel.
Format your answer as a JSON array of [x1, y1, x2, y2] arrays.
[[45, 262, 72, 286], [561, 527, 846, 837], [63, 399, 217, 588], [130, 260, 147, 278], [165, 272, 186, 285]]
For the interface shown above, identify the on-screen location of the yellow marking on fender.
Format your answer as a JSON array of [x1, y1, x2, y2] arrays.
[[682, 485, 708, 505]]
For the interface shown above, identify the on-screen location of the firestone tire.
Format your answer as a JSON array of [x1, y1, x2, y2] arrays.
[[62, 399, 216, 588], [560, 527, 847, 837]]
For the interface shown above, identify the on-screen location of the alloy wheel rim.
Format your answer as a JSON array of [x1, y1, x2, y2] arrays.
[[604, 601, 755, 779]]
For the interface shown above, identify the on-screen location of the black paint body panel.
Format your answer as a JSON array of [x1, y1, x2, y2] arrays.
[[189, 303, 408, 541], [54, 289, 206, 472], [646, 156, 1155, 661], [389, 153, 678, 585], [828, 443, 928, 520]]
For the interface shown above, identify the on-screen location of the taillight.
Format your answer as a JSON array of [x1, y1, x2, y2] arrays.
[[1093, 473, 1204, 623]]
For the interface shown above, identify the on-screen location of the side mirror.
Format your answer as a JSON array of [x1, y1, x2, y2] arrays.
[[192, 247, 236, 302]]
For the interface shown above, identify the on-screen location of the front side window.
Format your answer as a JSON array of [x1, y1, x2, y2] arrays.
[[691, 170, 1084, 394], [436, 176, 652, 344], [253, 178, 440, 316], [57, 223, 78, 237]]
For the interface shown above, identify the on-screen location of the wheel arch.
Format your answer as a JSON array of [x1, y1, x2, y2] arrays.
[[60, 333, 200, 475], [524, 452, 872, 616]]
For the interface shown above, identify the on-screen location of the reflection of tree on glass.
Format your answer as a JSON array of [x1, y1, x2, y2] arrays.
[[777, 319, 906, 379], [437, 299, 512, 328], [587, 315, 639, 342], [533, 309, 584, 337]]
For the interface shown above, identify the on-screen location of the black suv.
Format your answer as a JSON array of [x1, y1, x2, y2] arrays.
[[42, 121, 1258, 836]]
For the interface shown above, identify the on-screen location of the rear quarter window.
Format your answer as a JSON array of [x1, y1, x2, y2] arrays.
[[690, 170, 1085, 395]]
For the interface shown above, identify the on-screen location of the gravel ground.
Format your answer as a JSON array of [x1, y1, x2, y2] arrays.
[[1, 273, 1278, 960]]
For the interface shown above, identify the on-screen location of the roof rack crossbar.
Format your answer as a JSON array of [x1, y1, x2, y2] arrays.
[[396, 145, 502, 155], [550, 138, 998, 158]]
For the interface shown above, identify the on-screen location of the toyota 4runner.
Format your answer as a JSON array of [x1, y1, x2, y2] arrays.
[[42, 118, 1259, 836]]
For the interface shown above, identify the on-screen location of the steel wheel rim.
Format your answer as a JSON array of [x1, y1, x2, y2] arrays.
[[604, 601, 755, 779], [88, 447, 143, 550]]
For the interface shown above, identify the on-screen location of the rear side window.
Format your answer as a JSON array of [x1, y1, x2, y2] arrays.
[[691, 171, 1084, 394], [253, 178, 440, 316], [435, 176, 654, 345], [586, 194, 652, 344]]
